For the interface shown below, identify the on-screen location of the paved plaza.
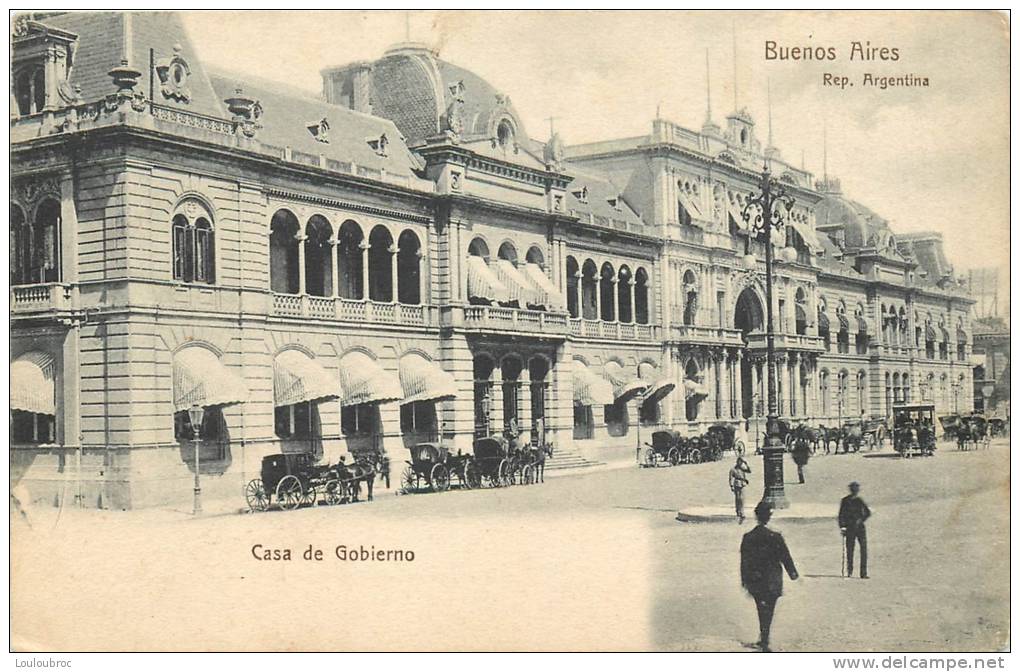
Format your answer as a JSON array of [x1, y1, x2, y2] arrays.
[[12, 440, 1009, 651]]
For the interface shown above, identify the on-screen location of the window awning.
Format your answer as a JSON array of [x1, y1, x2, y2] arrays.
[[817, 311, 830, 331], [837, 314, 850, 331], [678, 190, 704, 221], [399, 354, 458, 405], [939, 326, 950, 343], [492, 259, 543, 306], [925, 324, 937, 341], [466, 255, 510, 303], [11, 351, 55, 415], [523, 263, 567, 310], [788, 219, 823, 253], [795, 303, 808, 324], [643, 378, 677, 405], [274, 349, 340, 407], [728, 204, 748, 231], [684, 378, 710, 399], [602, 361, 648, 403], [338, 351, 403, 406], [856, 316, 869, 334], [957, 328, 968, 343], [573, 361, 614, 406], [173, 347, 250, 412]]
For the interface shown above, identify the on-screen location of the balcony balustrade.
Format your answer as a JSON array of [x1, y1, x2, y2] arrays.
[[746, 332, 826, 353], [271, 293, 431, 327], [567, 318, 660, 341], [669, 324, 745, 346], [463, 305, 569, 335], [11, 283, 73, 315]]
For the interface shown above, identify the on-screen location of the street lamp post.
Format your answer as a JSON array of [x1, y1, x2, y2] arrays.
[[742, 162, 796, 509], [188, 403, 205, 515]]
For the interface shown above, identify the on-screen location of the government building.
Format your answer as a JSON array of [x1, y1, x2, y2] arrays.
[[10, 12, 975, 508]]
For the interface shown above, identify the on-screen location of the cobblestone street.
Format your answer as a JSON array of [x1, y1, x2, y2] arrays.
[[12, 441, 1009, 651]]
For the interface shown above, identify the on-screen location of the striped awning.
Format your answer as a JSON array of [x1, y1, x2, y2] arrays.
[[523, 263, 567, 310], [602, 361, 647, 403], [837, 313, 850, 331], [274, 349, 340, 407], [795, 303, 808, 325], [729, 203, 749, 231], [338, 351, 403, 406], [573, 361, 614, 406], [492, 259, 543, 306], [683, 378, 710, 400], [399, 354, 458, 405], [817, 310, 830, 331], [939, 326, 951, 343], [856, 316, 869, 334], [925, 324, 937, 341], [788, 219, 823, 253], [643, 378, 677, 405], [173, 347, 250, 412], [11, 351, 55, 415], [678, 189, 704, 220], [466, 255, 510, 303]]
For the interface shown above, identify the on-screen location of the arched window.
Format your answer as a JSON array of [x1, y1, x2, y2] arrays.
[[304, 215, 333, 297], [685, 359, 700, 421], [617, 265, 633, 323], [902, 372, 911, 403], [269, 209, 300, 294], [501, 357, 523, 435], [820, 369, 830, 415], [634, 267, 650, 324], [29, 198, 61, 284], [682, 270, 698, 326], [566, 256, 580, 318], [857, 371, 867, 416], [368, 225, 394, 302], [473, 355, 496, 438], [497, 242, 518, 265], [581, 259, 598, 320], [337, 220, 364, 300], [892, 372, 902, 403], [885, 372, 892, 415], [599, 262, 616, 322], [10, 204, 31, 286], [735, 287, 764, 337], [794, 288, 808, 335], [529, 357, 550, 446], [14, 67, 45, 116], [496, 119, 515, 149], [397, 230, 422, 305]]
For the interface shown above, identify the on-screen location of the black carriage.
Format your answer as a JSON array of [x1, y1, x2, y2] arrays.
[[989, 417, 1008, 438], [472, 436, 512, 487], [401, 443, 474, 493], [705, 423, 746, 457], [245, 452, 346, 512], [643, 430, 682, 467], [860, 418, 888, 450], [893, 403, 937, 457], [958, 414, 990, 450]]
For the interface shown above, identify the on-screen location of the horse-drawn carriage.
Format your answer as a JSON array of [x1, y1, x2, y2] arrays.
[[705, 423, 745, 457], [642, 428, 726, 468], [894, 404, 937, 457], [989, 417, 1008, 438], [401, 443, 475, 493], [244, 452, 376, 512], [938, 413, 991, 451]]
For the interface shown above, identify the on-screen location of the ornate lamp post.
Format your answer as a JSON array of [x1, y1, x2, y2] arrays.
[[741, 163, 797, 509], [188, 403, 205, 515]]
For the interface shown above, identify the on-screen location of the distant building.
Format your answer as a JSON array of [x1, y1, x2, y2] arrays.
[[972, 317, 1009, 418], [10, 12, 976, 508]]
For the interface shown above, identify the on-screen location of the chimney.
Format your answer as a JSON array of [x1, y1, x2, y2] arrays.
[[321, 62, 372, 114]]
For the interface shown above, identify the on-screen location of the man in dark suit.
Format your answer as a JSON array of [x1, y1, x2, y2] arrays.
[[740, 501, 799, 652], [838, 481, 871, 578]]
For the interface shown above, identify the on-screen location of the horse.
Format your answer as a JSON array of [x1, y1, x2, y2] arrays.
[[335, 454, 378, 502], [530, 442, 554, 483], [841, 422, 864, 453], [819, 425, 842, 454], [793, 424, 825, 455]]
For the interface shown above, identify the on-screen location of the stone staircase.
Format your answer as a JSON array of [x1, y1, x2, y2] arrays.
[[545, 444, 604, 471]]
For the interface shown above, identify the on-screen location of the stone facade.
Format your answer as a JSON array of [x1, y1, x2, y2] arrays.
[[10, 12, 975, 508]]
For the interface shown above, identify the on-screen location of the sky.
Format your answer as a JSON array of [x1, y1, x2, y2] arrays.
[[181, 10, 1009, 294]]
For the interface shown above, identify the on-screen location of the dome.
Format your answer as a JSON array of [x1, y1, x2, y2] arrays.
[[814, 193, 888, 251]]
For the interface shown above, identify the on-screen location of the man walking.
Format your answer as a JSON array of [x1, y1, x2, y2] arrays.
[[728, 455, 752, 523], [838, 481, 871, 579], [792, 436, 810, 484], [740, 501, 799, 652]]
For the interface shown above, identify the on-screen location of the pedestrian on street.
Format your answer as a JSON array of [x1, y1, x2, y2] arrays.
[[740, 501, 799, 652], [792, 437, 810, 484], [728, 455, 752, 523], [838, 481, 871, 579]]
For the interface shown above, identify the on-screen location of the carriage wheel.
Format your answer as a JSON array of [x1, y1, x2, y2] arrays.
[[784, 434, 794, 450], [324, 479, 342, 506], [463, 460, 482, 490], [643, 447, 657, 468], [401, 466, 417, 494], [689, 448, 702, 464], [734, 440, 746, 457], [302, 486, 318, 507], [430, 464, 450, 493], [244, 479, 269, 512], [276, 475, 303, 511], [522, 464, 534, 485], [496, 459, 510, 486]]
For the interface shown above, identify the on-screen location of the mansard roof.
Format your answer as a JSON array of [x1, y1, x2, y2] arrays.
[[207, 70, 423, 179], [39, 11, 224, 119], [563, 166, 645, 228]]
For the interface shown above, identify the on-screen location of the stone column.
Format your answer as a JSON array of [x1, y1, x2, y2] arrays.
[[490, 365, 504, 434], [595, 277, 603, 321], [389, 243, 399, 303], [610, 276, 619, 322], [329, 237, 340, 298], [417, 248, 427, 305], [573, 270, 583, 319], [296, 234, 307, 295], [792, 353, 802, 418], [359, 239, 370, 300], [734, 350, 744, 419], [519, 367, 531, 439], [628, 279, 636, 324]]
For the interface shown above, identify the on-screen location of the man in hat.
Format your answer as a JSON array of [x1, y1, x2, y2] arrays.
[[728, 455, 752, 523], [838, 481, 871, 579], [792, 436, 810, 484], [740, 501, 799, 652]]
